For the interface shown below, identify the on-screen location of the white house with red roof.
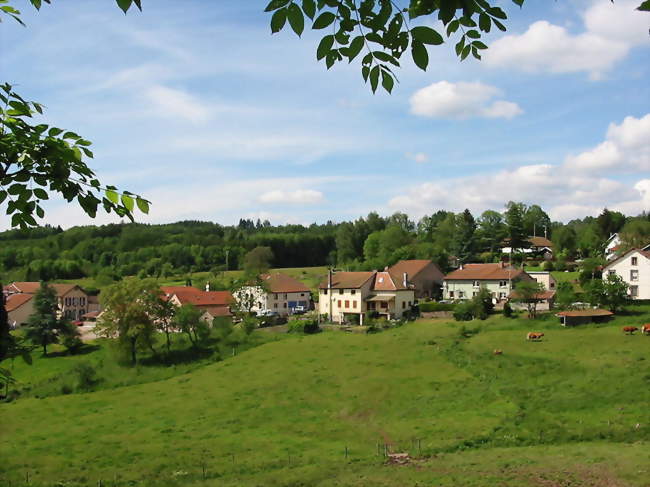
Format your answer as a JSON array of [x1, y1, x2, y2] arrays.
[[318, 270, 415, 324], [161, 285, 234, 321], [233, 273, 311, 316], [602, 246, 650, 299], [443, 263, 534, 302]]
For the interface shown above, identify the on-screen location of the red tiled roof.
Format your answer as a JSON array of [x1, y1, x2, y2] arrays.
[[373, 271, 411, 291], [556, 309, 613, 317], [389, 259, 442, 280], [260, 273, 310, 293], [161, 286, 234, 307], [5, 282, 79, 296], [5, 293, 33, 312], [319, 272, 375, 289], [201, 306, 233, 317], [445, 263, 527, 281]]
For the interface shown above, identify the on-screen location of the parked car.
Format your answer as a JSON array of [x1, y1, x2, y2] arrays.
[[292, 305, 306, 315], [257, 310, 279, 317]]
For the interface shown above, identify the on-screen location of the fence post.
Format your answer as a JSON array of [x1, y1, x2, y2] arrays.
[[418, 439, 421, 456], [345, 446, 348, 459]]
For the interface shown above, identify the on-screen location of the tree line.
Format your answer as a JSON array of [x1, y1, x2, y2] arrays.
[[1, 205, 649, 287]]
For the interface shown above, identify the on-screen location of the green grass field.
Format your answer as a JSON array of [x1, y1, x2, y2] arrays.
[[2, 306, 650, 486]]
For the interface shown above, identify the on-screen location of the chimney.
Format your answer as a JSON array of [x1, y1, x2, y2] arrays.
[[459, 264, 464, 270], [205, 282, 210, 292], [403, 272, 408, 288]]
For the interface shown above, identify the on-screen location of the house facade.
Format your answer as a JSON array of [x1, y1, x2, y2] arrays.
[[318, 270, 415, 324], [388, 259, 444, 299], [161, 286, 234, 321], [502, 236, 553, 258], [526, 271, 557, 291], [443, 263, 534, 302], [233, 273, 310, 316], [602, 248, 650, 299], [604, 233, 622, 261], [3, 282, 92, 325]]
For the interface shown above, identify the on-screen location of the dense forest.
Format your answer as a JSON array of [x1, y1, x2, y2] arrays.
[[1, 203, 649, 287]]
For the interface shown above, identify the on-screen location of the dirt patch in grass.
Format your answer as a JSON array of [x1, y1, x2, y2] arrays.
[[517, 464, 629, 487]]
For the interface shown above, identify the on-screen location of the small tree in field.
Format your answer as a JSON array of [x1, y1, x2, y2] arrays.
[[172, 304, 209, 348], [555, 281, 577, 310], [512, 280, 545, 319], [587, 274, 629, 313], [96, 278, 163, 366], [25, 282, 68, 355]]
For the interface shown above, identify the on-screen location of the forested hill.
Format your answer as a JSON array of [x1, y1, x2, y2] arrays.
[[0, 206, 648, 287]]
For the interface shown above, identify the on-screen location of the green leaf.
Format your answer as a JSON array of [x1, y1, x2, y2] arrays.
[[271, 8, 287, 33], [287, 3, 305, 36], [116, 0, 132, 14], [121, 193, 134, 212], [302, 0, 316, 19], [0, 191, 6, 205], [460, 44, 471, 61], [472, 40, 488, 50], [136, 197, 150, 214], [637, 0, 650, 10], [411, 26, 444, 45], [265, 0, 291, 12], [33, 188, 49, 200], [317, 35, 335, 60], [105, 189, 119, 204], [411, 39, 428, 70], [369, 65, 380, 93], [347, 35, 364, 62], [466, 29, 481, 39], [312, 11, 336, 29], [381, 70, 394, 93], [48, 127, 63, 137], [479, 13, 491, 32]]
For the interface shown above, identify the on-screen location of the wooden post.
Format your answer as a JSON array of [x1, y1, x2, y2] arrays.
[[418, 439, 421, 456], [345, 446, 348, 459]]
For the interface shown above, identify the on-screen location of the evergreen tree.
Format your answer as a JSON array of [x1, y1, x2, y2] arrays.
[[25, 282, 66, 355], [505, 202, 529, 253]]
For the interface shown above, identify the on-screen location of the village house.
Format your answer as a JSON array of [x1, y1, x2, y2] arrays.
[[232, 273, 311, 316], [526, 271, 557, 291], [388, 259, 444, 299], [604, 233, 622, 261], [443, 263, 534, 302], [161, 285, 234, 321], [602, 246, 650, 299], [502, 236, 554, 259], [3, 282, 94, 326], [318, 270, 415, 324]]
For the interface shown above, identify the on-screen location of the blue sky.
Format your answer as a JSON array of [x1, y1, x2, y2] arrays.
[[1, 0, 649, 229]]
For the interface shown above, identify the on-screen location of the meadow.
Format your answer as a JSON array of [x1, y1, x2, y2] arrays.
[[1, 305, 649, 486]]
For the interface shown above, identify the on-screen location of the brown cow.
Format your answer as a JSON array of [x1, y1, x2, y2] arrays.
[[526, 332, 544, 341], [623, 326, 638, 335], [641, 324, 650, 335]]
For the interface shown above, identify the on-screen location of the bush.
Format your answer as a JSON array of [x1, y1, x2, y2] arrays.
[[287, 319, 320, 334], [503, 301, 513, 318], [542, 260, 555, 271], [453, 301, 475, 321], [71, 362, 99, 391], [419, 302, 455, 312]]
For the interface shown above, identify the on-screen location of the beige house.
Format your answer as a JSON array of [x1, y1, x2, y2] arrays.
[[443, 263, 534, 302], [161, 286, 234, 321], [602, 247, 650, 299], [526, 271, 557, 291], [388, 259, 444, 299], [3, 282, 93, 325], [233, 273, 311, 316], [318, 270, 415, 324]]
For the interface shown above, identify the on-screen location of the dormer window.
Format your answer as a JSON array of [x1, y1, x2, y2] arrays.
[[472, 280, 480, 287]]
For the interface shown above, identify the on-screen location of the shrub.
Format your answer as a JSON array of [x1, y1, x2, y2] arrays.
[[542, 260, 555, 271], [287, 319, 320, 334], [419, 302, 455, 312], [453, 301, 475, 321], [71, 362, 99, 391], [503, 301, 513, 317]]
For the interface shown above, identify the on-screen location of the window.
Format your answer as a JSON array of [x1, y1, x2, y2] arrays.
[[499, 292, 507, 299], [300, 293, 304, 297], [323, 289, 328, 295], [345, 300, 349, 308], [550, 282, 555, 289], [472, 280, 480, 287], [449, 291, 455, 298], [459, 291, 465, 298], [630, 270, 639, 281], [339, 289, 344, 295], [351, 290, 356, 295], [499, 280, 508, 287], [352, 301, 357, 309], [273, 303, 278, 308], [401, 301, 405, 309], [338, 300, 342, 307], [632, 257, 638, 266], [274, 293, 278, 300], [283, 302, 287, 308], [283, 294, 287, 299], [473, 291, 478, 297], [608, 270, 616, 277], [81, 297, 86, 306], [630, 286, 638, 297]]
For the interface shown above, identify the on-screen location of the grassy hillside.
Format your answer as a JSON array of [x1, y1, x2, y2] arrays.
[[2, 308, 650, 486]]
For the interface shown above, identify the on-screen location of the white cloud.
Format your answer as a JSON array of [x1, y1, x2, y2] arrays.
[[484, 1, 648, 79], [144, 85, 211, 124], [409, 81, 523, 120], [406, 152, 430, 163], [388, 113, 650, 222], [258, 189, 324, 205], [564, 113, 650, 173]]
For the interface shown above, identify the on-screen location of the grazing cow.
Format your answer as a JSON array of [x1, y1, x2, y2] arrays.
[[493, 349, 503, 355], [526, 332, 544, 341], [641, 324, 650, 335], [623, 326, 638, 335]]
